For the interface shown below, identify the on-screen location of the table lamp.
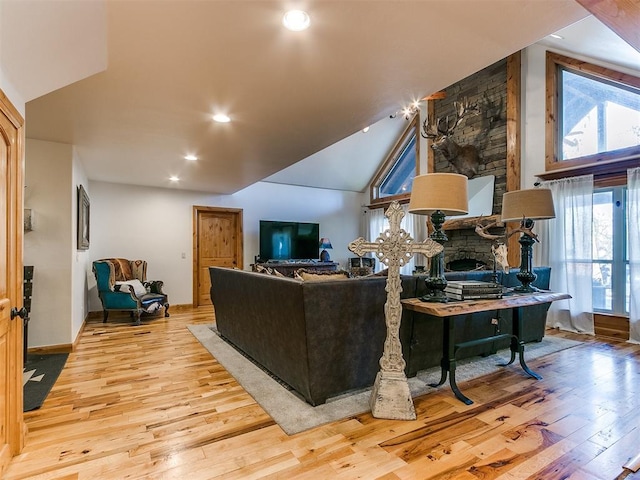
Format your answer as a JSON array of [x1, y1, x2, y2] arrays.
[[501, 188, 555, 292], [409, 173, 469, 302], [319, 237, 333, 262]]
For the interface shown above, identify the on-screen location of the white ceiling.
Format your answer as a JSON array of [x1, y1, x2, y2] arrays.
[[21, 1, 624, 195]]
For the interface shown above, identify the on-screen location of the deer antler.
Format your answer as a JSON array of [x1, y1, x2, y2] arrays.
[[421, 115, 440, 139], [475, 221, 503, 241], [444, 98, 480, 135], [474, 215, 505, 241], [421, 97, 480, 139]]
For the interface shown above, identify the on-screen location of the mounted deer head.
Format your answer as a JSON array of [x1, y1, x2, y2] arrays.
[[422, 98, 482, 178]]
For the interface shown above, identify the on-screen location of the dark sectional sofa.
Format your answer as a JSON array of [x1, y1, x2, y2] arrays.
[[209, 266, 551, 406]]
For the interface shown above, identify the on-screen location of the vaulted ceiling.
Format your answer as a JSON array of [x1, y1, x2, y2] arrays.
[[18, 1, 636, 194]]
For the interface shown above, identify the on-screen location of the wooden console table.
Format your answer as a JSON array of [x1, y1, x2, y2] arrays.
[[401, 291, 571, 405], [252, 261, 339, 278]]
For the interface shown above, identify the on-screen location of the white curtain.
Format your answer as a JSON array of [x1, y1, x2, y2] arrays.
[[628, 167, 640, 343], [363, 204, 427, 275], [540, 175, 594, 334]]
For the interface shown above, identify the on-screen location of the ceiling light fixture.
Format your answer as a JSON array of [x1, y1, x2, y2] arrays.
[[184, 154, 198, 161], [400, 100, 422, 120], [212, 113, 231, 123], [169, 176, 179, 182], [549, 33, 564, 39], [362, 126, 370, 133], [283, 10, 310, 31]]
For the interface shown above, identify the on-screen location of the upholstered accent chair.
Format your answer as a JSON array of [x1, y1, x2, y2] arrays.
[[92, 258, 169, 325]]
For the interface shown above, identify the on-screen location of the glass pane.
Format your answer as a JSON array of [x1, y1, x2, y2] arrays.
[[379, 134, 417, 198], [593, 190, 613, 260], [561, 69, 640, 160], [593, 262, 612, 311]]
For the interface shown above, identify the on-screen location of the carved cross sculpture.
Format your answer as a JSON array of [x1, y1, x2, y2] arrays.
[[349, 201, 443, 420]]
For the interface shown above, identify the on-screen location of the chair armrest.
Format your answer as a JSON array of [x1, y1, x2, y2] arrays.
[[100, 290, 141, 309], [145, 280, 165, 294]]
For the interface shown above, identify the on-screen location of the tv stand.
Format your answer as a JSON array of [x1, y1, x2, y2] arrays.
[[252, 261, 339, 278]]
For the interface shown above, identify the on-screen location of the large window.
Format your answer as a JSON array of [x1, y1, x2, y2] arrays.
[[561, 70, 640, 160], [370, 115, 420, 205], [592, 186, 629, 314], [546, 52, 640, 173]]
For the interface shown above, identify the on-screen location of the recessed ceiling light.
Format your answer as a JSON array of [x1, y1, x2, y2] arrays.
[[212, 113, 231, 123], [283, 10, 310, 31], [549, 33, 564, 40], [184, 154, 198, 161], [169, 176, 179, 182], [362, 126, 370, 133]]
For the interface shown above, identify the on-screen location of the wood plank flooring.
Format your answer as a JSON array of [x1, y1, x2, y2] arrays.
[[6, 306, 640, 479]]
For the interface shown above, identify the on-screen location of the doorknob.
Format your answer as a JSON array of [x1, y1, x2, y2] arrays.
[[10, 307, 27, 320]]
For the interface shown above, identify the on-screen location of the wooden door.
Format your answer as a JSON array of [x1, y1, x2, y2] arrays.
[[0, 90, 25, 475], [193, 206, 243, 307]]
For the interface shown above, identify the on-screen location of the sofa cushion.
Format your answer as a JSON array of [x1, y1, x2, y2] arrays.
[[350, 266, 373, 277], [295, 269, 350, 281]]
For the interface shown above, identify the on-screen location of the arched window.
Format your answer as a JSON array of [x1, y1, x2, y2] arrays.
[[369, 115, 420, 206]]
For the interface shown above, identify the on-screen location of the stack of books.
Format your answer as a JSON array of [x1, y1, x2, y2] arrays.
[[445, 280, 503, 300]]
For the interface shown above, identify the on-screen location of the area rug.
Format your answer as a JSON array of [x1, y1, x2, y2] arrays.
[[23, 353, 68, 412], [188, 324, 581, 435]]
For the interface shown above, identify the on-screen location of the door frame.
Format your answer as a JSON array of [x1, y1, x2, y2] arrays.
[[192, 206, 243, 307], [0, 88, 25, 472]]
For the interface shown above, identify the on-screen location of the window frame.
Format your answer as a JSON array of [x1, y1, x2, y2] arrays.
[[591, 185, 629, 315], [545, 51, 640, 175], [369, 114, 420, 206]]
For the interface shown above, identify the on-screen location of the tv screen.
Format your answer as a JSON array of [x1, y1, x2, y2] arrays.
[[259, 220, 319, 261]]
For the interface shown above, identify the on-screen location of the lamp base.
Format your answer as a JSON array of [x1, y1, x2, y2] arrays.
[[512, 283, 540, 294], [514, 224, 537, 293], [420, 211, 449, 303], [320, 249, 331, 262], [419, 290, 449, 303]]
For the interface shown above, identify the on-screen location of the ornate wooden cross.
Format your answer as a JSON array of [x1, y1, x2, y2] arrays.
[[349, 201, 443, 420]]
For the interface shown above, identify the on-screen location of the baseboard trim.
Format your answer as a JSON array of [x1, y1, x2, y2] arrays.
[[28, 306, 197, 353], [87, 303, 194, 317], [27, 344, 73, 355], [594, 313, 629, 341], [73, 315, 89, 350]]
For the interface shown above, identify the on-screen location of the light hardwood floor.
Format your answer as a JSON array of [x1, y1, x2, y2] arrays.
[[6, 306, 640, 480]]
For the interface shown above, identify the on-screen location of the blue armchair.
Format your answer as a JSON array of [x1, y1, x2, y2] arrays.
[[92, 258, 169, 325]]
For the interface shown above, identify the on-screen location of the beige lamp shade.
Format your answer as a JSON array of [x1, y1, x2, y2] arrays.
[[408, 173, 469, 216], [501, 188, 555, 222]]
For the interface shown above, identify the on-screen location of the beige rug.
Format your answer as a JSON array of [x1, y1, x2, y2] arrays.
[[188, 324, 581, 435]]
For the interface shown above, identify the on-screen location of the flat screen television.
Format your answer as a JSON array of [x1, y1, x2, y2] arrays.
[[259, 220, 319, 261]]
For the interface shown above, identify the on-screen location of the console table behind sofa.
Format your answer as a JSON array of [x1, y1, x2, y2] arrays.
[[404, 267, 552, 376]]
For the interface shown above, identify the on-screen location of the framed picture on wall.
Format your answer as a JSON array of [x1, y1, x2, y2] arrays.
[[77, 184, 90, 250]]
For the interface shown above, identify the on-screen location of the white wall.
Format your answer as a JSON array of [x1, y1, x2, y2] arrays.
[[72, 151, 91, 341], [87, 180, 363, 312], [0, 1, 25, 115], [24, 139, 74, 348], [521, 44, 548, 188]]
